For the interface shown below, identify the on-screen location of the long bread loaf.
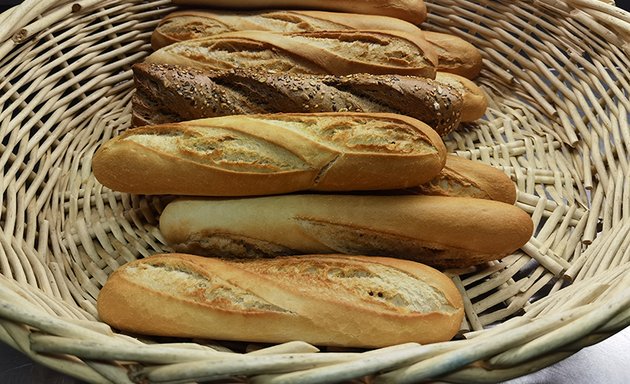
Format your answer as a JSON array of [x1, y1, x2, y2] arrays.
[[169, 0, 428, 25], [97, 253, 463, 347], [144, 29, 438, 78], [151, 10, 481, 78], [131, 63, 465, 135], [92, 113, 447, 196], [159, 194, 533, 268]]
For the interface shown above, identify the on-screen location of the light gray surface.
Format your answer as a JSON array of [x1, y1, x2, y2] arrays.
[[1, 326, 629, 383], [0, 342, 81, 384]]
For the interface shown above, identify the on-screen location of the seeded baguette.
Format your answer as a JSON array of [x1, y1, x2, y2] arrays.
[[151, 10, 481, 78], [97, 253, 463, 347], [170, 0, 428, 25], [144, 29, 438, 78], [435, 72, 488, 121], [92, 113, 447, 196], [159, 194, 533, 268], [411, 155, 517, 204], [131, 63, 464, 135]]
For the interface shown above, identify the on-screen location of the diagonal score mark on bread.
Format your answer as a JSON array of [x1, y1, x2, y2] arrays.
[[159, 195, 533, 270], [292, 218, 503, 269], [123, 114, 437, 168], [92, 113, 446, 195], [236, 256, 461, 314], [145, 30, 438, 77], [173, 231, 300, 259], [121, 255, 459, 315], [98, 253, 463, 347], [131, 63, 469, 134], [253, 114, 438, 154], [125, 125, 313, 173], [123, 259, 293, 313]]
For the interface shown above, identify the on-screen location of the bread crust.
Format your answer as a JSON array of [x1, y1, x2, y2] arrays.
[[97, 253, 463, 347], [159, 194, 534, 268], [131, 63, 464, 135], [411, 155, 517, 204], [145, 29, 438, 78], [169, 0, 428, 25], [423, 31, 482, 79], [435, 72, 488, 121], [151, 9, 480, 78], [92, 113, 447, 196]]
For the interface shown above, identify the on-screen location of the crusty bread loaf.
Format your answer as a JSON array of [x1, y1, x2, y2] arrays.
[[423, 31, 482, 79], [97, 253, 463, 347], [169, 0, 428, 25], [131, 63, 464, 135], [411, 155, 517, 204], [159, 194, 533, 268], [92, 113, 447, 196], [144, 29, 438, 78], [435, 72, 488, 122], [150, 10, 481, 78]]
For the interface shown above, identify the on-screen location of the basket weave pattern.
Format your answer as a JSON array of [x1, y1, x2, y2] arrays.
[[1, 0, 629, 382]]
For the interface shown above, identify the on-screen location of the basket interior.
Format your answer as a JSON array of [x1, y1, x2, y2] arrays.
[[0, 0, 629, 382]]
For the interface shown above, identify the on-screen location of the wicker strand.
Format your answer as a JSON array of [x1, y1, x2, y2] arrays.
[[488, 288, 630, 367]]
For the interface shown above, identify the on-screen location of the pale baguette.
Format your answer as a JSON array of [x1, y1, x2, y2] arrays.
[[97, 253, 463, 347], [144, 29, 438, 78], [131, 63, 466, 134], [411, 155, 517, 204], [170, 0, 428, 25], [151, 10, 481, 78], [92, 113, 447, 196], [159, 194, 533, 268]]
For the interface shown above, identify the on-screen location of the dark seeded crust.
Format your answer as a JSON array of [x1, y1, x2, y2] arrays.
[[132, 63, 464, 135]]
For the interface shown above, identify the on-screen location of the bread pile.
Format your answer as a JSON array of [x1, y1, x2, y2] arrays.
[[94, 0, 534, 348]]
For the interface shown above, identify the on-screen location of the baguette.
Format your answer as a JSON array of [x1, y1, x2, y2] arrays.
[[131, 63, 464, 135], [435, 72, 488, 121], [169, 0, 428, 25], [159, 194, 533, 268], [411, 155, 517, 204], [423, 31, 482, 80], [151, 10, 481, 78], [144, 29, 438, 78], [97, 253, 463, 347], [92, 113, 447, 196]]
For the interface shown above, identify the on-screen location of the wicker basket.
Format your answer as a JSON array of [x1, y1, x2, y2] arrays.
[[1, 0, 629, 382]]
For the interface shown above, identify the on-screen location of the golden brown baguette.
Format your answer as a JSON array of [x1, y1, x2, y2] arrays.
[[97, 253, 463, 347], [435, 72, 488, 121], [159, 194, 533, 268], [410, 155, 517, 204], [144, 29, 438, 78], [92, 113, 447, 196], [151, 10, 481, 78], [131, 63, 465, 135], [169, 0, 428, 25], [423, 31, 482, 80]]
